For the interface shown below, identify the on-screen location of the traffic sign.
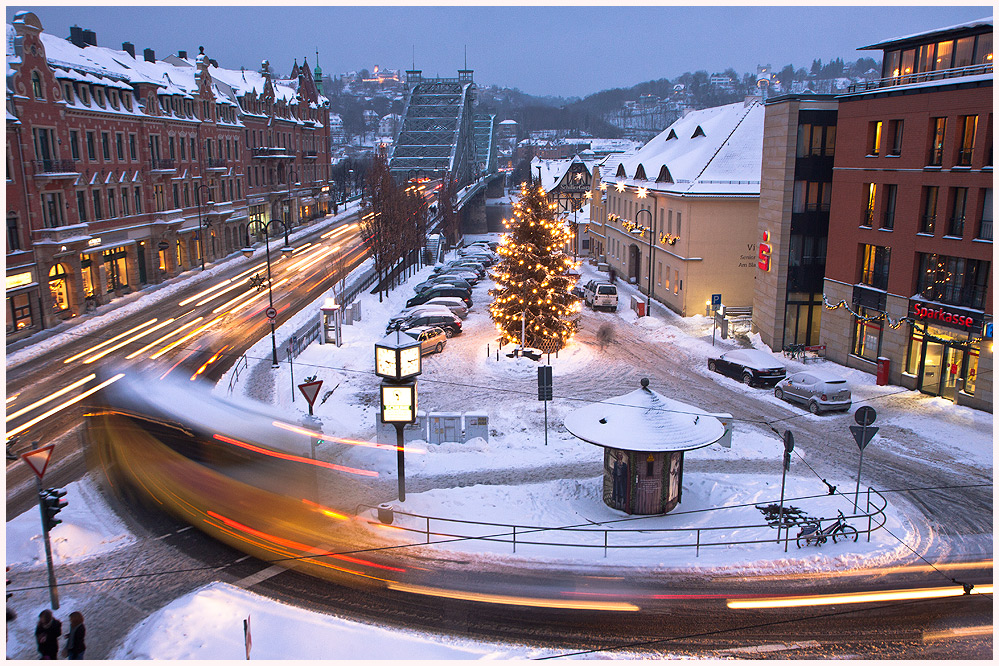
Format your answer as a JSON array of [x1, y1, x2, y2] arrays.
[[849, 425, 879, 451], [854, 406, 877, 426], [711, 293, 722, 309], [783, 430, 794, 453], [265, 306, 277, 320], [20, 444, 54, 481], [299, 380, 323, 408]]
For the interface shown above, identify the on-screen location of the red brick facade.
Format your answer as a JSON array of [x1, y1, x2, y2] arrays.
[[6, 12, 332, 339]]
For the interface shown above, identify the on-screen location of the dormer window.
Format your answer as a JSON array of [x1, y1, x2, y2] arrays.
[[616, 164, 627, 178], [634, 164, 647, 180], [656, 165, 673, 183], [691, 125, 705, 138], [95, 87, 104, 107], [79, 85, 89, 105], [666, 128, 678, 140], [109, 90, 119, 109], [122, 94, 131, 111], [63, 83, 73, 103], [31, 71, 44, 99]]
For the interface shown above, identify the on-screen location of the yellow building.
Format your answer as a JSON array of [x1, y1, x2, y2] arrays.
[[587, 98, 765, 316]]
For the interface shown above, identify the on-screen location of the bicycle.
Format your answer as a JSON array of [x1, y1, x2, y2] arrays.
[[782, 343, 805, 361], [796, 510, 858, 548]]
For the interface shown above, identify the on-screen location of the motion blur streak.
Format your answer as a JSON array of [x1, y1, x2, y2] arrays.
[[6, 374, 96, 421], [178, 265, 260, 306], [83, 317, 179, 363], [387, 582, 642, 611], [293, 247, 337, 273], [125, 317, 205, 359], [190, 346, 231, 381], [300, 498, 349, 521], [150, 317, 225, 359], [923, 625, 993, 641], [727, 584, 995, 609], [195, 275, 258, 306], [725, 558, 993, 582], [321, 223, 358, 240], [271, 423, 424, 454], [291, 242, 313, 255], [211, 434, 379, 477], [7, 373, 124, 440], [63, 319, 158, 363]]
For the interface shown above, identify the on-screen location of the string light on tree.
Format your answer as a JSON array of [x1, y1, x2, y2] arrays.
[[489, 183, 582, 351]]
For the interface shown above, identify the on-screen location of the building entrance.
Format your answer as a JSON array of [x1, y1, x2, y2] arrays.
[[907, 324, 979, 401]]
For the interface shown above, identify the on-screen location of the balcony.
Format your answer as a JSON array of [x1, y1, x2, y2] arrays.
[[32, 159, 78, 179], [251, 147, 294, 159], [206, 158, 228, 171], [303, 150, 318, 159], [847, 62, 993, 93], [149, 158, 176, 173]]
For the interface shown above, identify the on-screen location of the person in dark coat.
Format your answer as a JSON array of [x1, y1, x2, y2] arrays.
[[35, 609, 61, 659], [62, 611, 85, 660]]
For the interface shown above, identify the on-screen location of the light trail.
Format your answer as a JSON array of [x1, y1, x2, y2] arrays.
[[286, 245, 335, 272], [387, 582, 641, 611], [294, 246, 338, 273], [6, 373, 125, 440], [190, 346, 231, 381], [212, 433, 378, 477], [150, 317, 225, 359], [177, 264, 262, 306], [194, 275, 258, 306], [62, 319, 159, 364], [125, 317, 205, 360], [269, 422, 426, 453], [291, 242, 313, 255], [726, 584, 995, 609], [6, 374, 97, 422], [923, 625, 993, 641], [83, 317, 180, 364], [226, 277, 291, 315]]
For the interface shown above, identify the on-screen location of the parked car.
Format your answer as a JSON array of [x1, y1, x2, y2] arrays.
[[707, 349, 786, 387], [775, 370, 852, 414], [459, 248, 497, 264], [391, 311, 463, 338], [438, 262, 485, 278], [407, 286, 473, 309], [387, 304, 455, 328], [401, 326, 448, 355], [424, 297, 469, 319], [582, 279, 619, 310], [438, 269, 481, 284], [414, 275, 472, 294]]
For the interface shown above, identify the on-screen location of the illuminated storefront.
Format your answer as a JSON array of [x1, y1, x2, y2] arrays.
[[904, 300, 986, 401]]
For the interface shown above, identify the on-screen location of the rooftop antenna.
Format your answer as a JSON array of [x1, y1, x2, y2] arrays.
[[464, 45, 467, 70], [412, 45, 415, 71]]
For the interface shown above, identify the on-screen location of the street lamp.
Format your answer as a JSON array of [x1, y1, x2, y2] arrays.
[[634, 206, 653, 317], [242, 218, 294, 368], [195, 182, 213, 270]]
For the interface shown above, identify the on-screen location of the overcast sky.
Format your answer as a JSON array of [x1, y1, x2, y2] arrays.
[[7, 4, 991, 98]]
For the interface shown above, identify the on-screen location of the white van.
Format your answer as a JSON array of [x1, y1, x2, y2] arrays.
[[584, 280, 618, 311]]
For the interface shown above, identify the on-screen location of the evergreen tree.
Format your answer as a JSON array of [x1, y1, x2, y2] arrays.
[[489, 183, 581, 351]]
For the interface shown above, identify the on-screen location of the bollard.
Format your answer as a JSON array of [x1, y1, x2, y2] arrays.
[[487, 344, 490, 358]]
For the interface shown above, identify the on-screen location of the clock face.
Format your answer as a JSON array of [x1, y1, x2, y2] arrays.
[[381, 384, 415, 422], [400, 345, 421, 377], [375, 346, 396, 377]]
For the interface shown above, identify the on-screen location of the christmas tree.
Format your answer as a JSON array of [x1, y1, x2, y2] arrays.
[[489, 183, 581, 351]]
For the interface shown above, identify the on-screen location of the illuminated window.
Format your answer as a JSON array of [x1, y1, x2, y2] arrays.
[[48, 263, 70, 311], [958, 115, 977, 166], [928, 117, 946, 166], [859, 244, 890, 290], [863, 183, 877, 227], [868, 121, 882, 156]]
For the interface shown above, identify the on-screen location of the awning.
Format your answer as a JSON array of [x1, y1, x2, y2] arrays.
[[82, 239, 137, 255]]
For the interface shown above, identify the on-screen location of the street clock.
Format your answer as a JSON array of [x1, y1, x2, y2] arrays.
[[374, 332, 422, 381]]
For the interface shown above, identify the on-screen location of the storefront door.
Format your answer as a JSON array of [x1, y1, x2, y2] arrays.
[[941, 347, 965, 400], [920, 340, 944, 396]]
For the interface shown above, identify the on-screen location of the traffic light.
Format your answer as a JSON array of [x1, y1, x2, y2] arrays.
[[40, 488, 68, 533]]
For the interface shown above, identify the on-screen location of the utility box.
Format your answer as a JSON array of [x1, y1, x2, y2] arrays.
[[377, 410, 427, 445], [352, 301, 362, 322], [428, 412, 462, 444], [463, 412, 489, 442], [343, 304, 353, 325], [715, 413, 733, 448], [631, 295, 645, 317]]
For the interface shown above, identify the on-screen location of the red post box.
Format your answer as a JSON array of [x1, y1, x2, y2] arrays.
[[876, 357, 890, 386]]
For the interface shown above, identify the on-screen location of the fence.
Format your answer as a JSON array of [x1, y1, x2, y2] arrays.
[[226, 354, 248, 395], [360, 488, 887, 558]]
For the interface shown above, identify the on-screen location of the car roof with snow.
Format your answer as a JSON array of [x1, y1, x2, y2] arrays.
[[790, 369, 847, 383], [722, 349, 783, 369]]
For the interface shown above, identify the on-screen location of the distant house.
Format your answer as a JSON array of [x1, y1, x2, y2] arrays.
[[378, 113, 402, 137]]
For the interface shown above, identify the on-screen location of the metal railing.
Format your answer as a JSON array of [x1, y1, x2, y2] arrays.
[[149, 158, 176, 171], [206, 157, 228, 169], [361, 488, 888, 558], [226, 354, 248, 395], [33, 159, 77, 174], [847, 63, 993, 93]]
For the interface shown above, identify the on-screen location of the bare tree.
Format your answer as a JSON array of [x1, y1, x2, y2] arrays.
[[360, 148, 397, 302]]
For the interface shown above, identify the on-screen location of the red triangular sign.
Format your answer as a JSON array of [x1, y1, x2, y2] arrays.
[[298, 380, 323, 407], [21, 444, 54, 481]]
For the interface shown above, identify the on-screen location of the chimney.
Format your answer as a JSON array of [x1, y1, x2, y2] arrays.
[[178, 50, 187, 60], [69, 26, 86, 48], [122, 42, 135, 58], [143, 48, 155, 63], [82, 29, 96, 46]]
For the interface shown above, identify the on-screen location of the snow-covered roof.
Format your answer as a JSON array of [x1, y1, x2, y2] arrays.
[[563, 379, 725, 452], [860, 16, 993, 50], [612, 99, 764, 197], [531, 155, 595, 193]]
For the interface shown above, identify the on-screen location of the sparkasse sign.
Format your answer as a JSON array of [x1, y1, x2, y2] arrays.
[[908, 300, 983, 331]]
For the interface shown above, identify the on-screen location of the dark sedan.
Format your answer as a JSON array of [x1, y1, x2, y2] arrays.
[[707, 349, 786, 387]]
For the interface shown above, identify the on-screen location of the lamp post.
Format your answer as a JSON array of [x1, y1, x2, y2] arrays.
[[243, 218, 293, 368], [634, 206, 653, 317], [195, 182, 213, 270]]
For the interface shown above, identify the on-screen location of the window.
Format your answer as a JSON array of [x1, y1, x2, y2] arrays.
[[978, 189, 993, 241], [31, 71, 44, 99], [917, 253, 990, 309], [888, 120, 903, 156], [172, 183, 179, 209], [236, 179, 241, 200], [94, 87, 104, 107], [882, 184, 897, 230], [851, 307, 883, 362], [868, 121, 882, 156], [676, 212, 681, 236], [184, 183, 190, 207], [107, 189, 116, 218], [69, 130, 80, 160], [102, 132, 111, 160], [154, 185, 165, 212], [180, 136, 186, 161], [958, 115, 977, 166], [916, 43, 935, 74], [79, 85, 89, 105], [121, 189, 129, 216], [920, 186, 938, 234], [115, 133, 124, 161], [667, 210, 673, 234], [190, 137, 196, 160], [109, 89, 119, 110], [122, 93, 131, 111], [42, 192, 64, 228], [859, 244, 890, 290], [935, 40, 954, 70], [92, 190, 103, 220], [129, 134, 137, 161], [169, 136, 176, 160], [134, 187, 142, 214], [48, 264, 70, 311], [86, 131, 96, 161], [76, 191, 88, 223], [63, 83, 73, 103], [975, 33, 992, 65], [863, 183, 877, 227], [673, 269, 679, 295], [928, 117, 946, 166], [948, 188, 968, 237], [7, 213, 21, 251], [954, 36, 975, 68]]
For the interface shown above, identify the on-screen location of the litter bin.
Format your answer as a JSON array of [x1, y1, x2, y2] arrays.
[[876, 357, 890, 386]]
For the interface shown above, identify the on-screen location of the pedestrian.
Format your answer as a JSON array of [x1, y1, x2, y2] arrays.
[[35, 609, 61, 659], [608, 268, 616, 284], [62, 612, 85, 660]]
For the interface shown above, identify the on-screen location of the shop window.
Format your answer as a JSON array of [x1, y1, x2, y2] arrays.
[[852, 308, 883, 362], [103, 247, 129, 292], [8, 292, 32, 332], [48, 263, 70, 311]]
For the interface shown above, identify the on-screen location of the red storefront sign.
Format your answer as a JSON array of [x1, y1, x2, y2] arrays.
[[908, 301, 981, 330]]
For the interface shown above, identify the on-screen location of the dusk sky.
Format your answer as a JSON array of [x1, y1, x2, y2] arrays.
[[6, 4, 991, 98]]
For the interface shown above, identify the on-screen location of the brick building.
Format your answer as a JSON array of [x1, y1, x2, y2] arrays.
[[820, 16, 992, 411], [6, 12, 332, 339]]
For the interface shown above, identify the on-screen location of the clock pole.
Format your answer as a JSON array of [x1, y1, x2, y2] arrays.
[[394, 422, 406, 501]]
